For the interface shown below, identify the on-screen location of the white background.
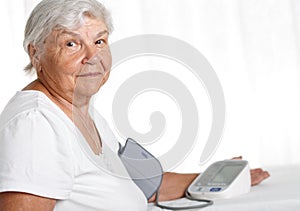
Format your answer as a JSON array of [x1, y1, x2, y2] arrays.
[[0, 0, 299, 173]]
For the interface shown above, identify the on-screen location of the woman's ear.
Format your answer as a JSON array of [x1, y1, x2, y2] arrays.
[[28, 44, 42, 72]]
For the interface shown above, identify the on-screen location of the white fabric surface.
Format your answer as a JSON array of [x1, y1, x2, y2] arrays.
[[148, 165, 300, 210], [0, 90, 147, 211]]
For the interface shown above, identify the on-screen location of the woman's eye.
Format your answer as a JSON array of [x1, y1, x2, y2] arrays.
[[95, 39, 105, 46], [66, 41, 77, 47]]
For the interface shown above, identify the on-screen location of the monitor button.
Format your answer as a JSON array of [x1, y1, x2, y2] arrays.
[[210, 187, 222, 192]]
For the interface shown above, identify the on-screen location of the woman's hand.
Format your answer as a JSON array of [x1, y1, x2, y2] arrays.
[[232, 156, 270, 186], [250, 168, 270, 186]]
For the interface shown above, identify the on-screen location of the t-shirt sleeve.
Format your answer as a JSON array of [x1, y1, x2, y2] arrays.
[[0, 109, 74, 199]]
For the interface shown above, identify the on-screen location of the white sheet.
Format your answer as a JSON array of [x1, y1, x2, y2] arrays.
[[148, 165, 300, 210]]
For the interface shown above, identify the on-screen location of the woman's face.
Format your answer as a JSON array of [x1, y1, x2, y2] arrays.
[[38, 16, 112, 102]]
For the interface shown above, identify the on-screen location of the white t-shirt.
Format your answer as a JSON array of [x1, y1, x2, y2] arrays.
[[0, 91, 147, 211]]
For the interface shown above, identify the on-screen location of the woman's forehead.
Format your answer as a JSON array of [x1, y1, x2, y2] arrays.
[[50, 18, 108, 39]]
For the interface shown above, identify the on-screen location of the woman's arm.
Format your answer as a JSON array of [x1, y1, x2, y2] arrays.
[[148, 172, 197, 202], [149, 168, 270, 202], [156, 172, 198, 201], [0, 192, 56, 211]]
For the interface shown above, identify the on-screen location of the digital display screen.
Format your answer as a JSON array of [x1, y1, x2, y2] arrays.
[[210, 165, 242, 184]]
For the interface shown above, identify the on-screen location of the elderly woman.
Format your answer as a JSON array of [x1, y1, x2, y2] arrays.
[[0, 0, 269, 210]]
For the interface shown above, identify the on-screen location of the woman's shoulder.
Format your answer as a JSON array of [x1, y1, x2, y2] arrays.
[[0, 90, 76, 162], [0, 90, 72, 131]]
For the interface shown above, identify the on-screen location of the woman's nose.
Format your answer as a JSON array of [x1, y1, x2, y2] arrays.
[[81, 45, 99, 64]]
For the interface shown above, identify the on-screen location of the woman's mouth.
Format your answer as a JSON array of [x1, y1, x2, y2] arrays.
[[76, 72, 102, 77]]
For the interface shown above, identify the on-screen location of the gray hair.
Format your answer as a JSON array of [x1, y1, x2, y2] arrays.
[[23, 0, 113, 73]]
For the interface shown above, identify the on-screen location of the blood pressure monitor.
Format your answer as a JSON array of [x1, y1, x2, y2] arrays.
[[187, 160, 251, 199]]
